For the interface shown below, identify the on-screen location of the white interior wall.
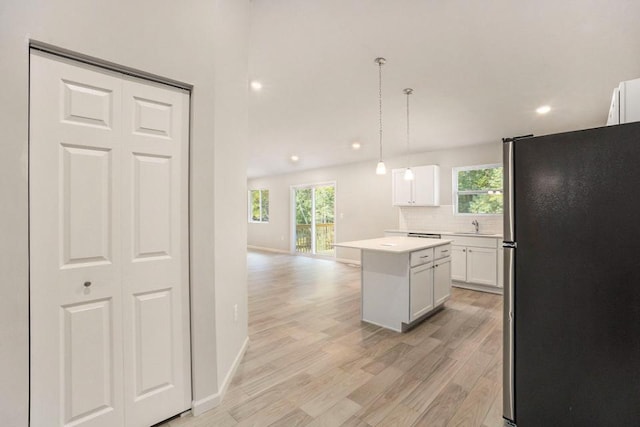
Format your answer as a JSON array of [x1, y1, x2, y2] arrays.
[[248, 143, 502, 262], [0, 1, 249, 425]]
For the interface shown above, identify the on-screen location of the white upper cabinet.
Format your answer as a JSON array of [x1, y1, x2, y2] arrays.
[[392, 165, 440, 206], [607, 78, 640, 125]]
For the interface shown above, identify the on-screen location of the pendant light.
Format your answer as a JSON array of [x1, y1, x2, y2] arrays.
[[374, 57, 387, 175], [403, 88, 414, 181]]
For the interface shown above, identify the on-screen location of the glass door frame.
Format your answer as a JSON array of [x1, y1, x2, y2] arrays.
[[290, 181, 336, 258]]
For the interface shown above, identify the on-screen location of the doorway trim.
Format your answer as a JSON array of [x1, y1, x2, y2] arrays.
[[29, 40, 193, 91]]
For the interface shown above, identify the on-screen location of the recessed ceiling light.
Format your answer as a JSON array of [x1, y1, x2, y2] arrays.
[[352, 142, 361, 150], [250, 80, 263, 91], [290, 155, 299, 162], [536, 105, 551, 115]]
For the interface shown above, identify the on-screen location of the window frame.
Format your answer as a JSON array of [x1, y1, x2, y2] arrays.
[[452, 163, 503, 216], [248, 189, 269, 223]]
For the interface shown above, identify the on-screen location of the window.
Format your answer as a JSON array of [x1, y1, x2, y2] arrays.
[[453, 164, 503, 215], [248, 189, 269, 223]]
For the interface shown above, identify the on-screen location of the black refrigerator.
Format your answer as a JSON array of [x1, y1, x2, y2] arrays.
[[503, 122, 640, 426]]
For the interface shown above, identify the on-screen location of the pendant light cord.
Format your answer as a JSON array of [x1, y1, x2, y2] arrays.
[[403, 88, 414, 169], [378, 61, 383, 162], [406, 90, 410, 167]]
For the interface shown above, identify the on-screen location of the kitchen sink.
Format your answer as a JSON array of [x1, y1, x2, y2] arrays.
[[451, 232, 500, 236]]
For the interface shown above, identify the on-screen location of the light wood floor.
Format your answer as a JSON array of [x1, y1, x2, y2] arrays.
[[160, 250, 504, 427]]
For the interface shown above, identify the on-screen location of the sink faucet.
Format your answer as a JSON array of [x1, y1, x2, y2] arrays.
[[472, 220, 479, 233]]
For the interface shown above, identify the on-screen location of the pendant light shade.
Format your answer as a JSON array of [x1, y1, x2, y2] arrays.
[[403, 88, 414, 181], [375, 57, 387, 175], [403, 167, 414, 180]]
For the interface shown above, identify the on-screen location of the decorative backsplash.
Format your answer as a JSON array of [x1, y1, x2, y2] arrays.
[[399, 205, 504, 235]]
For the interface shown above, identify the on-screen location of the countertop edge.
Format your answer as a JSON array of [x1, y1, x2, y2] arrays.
[[335, 237, 453, 253], [384, 229, 504, 238]]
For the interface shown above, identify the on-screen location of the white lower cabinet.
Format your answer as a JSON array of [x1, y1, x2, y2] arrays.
[[434, 258, 451, 306], [467, 247, 498, 285], [451, 246, 467, 281], [447, 235, 501, 292], [409, 246, 451, 323], [410, 263, 434, 321]]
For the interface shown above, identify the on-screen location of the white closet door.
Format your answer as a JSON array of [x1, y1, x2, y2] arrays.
[[120, 78, 191, 427], [30, 51, 125, 427], [30, 51, 191, 427]]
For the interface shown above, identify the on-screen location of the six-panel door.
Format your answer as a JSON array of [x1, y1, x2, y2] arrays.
[[29, 50, 191, 427]]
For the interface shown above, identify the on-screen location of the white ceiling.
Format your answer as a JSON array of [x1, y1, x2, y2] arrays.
[[247, 0, 640, 178]]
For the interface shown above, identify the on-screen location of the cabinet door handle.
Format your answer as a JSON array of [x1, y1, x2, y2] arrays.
[[462, 249, 466, 252], [468, 249, 473, 252]]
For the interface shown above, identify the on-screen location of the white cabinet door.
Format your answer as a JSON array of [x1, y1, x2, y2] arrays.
[[413, 165, 440, 206], [497, 247, 504, 288], [620, 78, 640, 124], [410, 263, 434, 321], [392, 168, 413, 206], [467, 247, 498, 286], [434, 258, 451, 306], [451, 246, 467, 282]]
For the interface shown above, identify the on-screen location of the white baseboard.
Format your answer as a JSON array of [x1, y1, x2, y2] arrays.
[[191, 393, 219, 417], [247, 245, 291, 254], [452, 282, 503, 295], [191, 337, 249, 416], [248, 246, 361, 266]]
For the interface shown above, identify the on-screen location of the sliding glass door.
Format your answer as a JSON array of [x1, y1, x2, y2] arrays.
[[293, 183, 335, 257]]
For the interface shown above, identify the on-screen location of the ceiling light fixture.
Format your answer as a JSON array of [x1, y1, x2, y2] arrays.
[[374, 57, 387, 175], [536, 105, 551, 115], [250, 80, 263, 91], [290, 155, 299, 162], [352, 142, 361, 150], [403, 88, 415, 181]]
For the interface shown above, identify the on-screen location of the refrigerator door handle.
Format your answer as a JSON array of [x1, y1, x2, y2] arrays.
[[503, 140, 514, 242], [503, 246, 515, 422]]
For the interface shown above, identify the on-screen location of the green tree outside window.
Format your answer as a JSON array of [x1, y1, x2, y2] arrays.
[[249, 189, 269, 222], [454, 165, 503, 214]]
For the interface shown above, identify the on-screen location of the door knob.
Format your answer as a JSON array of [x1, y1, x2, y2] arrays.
[[83, 281, 92, 288]]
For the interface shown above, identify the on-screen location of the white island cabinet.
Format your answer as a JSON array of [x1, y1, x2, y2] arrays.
[[335, 236, 452, 332]]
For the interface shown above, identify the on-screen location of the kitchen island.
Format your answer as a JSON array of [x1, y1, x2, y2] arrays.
[[335, 236, 452, 332]]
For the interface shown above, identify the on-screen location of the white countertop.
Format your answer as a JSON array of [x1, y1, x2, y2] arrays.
[[335, 236, 452, 253], [385, 229, 503, 239]]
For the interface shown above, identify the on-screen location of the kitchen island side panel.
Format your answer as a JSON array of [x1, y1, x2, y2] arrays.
[[361, 251, 410, 332]]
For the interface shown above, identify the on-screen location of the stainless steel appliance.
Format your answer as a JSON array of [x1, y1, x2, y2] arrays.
[[502, 123, 640, 426], [407, 232, 442, 239]]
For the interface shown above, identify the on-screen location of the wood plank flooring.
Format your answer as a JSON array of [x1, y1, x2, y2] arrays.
[[160, 250, 504, 427]]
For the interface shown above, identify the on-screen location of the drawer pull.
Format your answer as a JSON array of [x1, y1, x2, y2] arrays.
[[420, 255, 430, 258], [441, 249, 449, 253]]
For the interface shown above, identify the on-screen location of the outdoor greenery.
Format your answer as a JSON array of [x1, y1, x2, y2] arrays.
[[295, 186, 335, 225], [249, 189, 269, 222], [456, 166, 503, 214], [295, 185, 335, 255]]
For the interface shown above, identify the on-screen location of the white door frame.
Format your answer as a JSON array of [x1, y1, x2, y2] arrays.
[[290, 181, 337, 258], [28, 43, 194, 424]]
